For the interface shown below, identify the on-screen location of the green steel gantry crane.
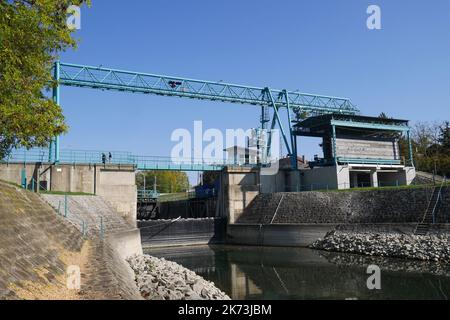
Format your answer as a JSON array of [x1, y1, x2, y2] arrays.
[[49, 61, 360, 169]]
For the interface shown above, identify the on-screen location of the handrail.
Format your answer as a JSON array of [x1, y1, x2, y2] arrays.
[[270, 194, 285, 224], [415, 178, 446, 233], [431, 177, 447, 224], [2, 148, 267, 171]]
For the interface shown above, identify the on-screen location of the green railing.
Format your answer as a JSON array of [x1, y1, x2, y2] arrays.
[[2, 148, 260, 171], [337, 157, 403, 166], [138, 189, 159, 199]]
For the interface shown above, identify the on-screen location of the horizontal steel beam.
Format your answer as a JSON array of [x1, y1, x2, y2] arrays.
[[58, 62, 359, 115], [338, 157, 403, 165], [330, 120, 410, 132]]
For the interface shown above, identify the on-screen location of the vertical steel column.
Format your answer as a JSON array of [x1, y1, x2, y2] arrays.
[[407, 130, 414, 167], [332, 125, 338, 166], [53, 61, 61, 163], [261, 106, 270, 130], [283, 90, 297, 170], [265, 88, 292, 158], [48, 141, 53, 162]]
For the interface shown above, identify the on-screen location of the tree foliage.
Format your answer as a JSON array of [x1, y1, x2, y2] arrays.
[[409, 121, 450, 177], [202, 171, 220, 186], [0, 0, 89, 158], [136, 171, 190, 194]]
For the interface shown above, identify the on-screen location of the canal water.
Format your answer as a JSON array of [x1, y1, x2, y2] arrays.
[[144, 245, 450, 300]]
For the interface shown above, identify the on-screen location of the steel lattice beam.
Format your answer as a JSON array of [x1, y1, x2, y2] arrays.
[[57, 62, 359, 115]]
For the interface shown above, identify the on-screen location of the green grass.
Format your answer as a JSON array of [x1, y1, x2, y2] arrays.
[[0, 179, 23, 189], [1, 179, 95, 196], [326, 182, 449, 193], [38, 190, 95, 196], [159, 192, 191, 202]]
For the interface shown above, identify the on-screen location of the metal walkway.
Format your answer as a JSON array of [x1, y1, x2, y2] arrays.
[[2, 148, 254, 171]]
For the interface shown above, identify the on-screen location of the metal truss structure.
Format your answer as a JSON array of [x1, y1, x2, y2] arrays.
[[47, 61, 359, 169]]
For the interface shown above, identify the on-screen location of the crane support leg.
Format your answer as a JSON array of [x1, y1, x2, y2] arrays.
[[265, 88, 292, 160], [283, 90, 298, 170], [52, 61, 61, 163]]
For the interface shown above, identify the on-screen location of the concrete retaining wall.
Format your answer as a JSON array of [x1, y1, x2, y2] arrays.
[[108, 229, 143, 260], [139, 218, 226, 248], [227, 224, 338, 247], [222, 167, 260, 223], [0, 163, 137, 225], [227, 223, 450, 247]]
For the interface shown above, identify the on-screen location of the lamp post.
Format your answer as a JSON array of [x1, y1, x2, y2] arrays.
[[137, 171, 146, 191]]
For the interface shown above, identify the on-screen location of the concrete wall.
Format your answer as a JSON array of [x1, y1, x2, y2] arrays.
[[0, 162, 137, 225], [260, 169, 301, 193], [301, 165, 415, 190], [227, 222, 450, 248], [300, 166, 340, 189], [139, 218, 226, 248], [0, 162, 47, 188], [260, 170, 285, 193], [227, 224, 338, 247], [96, 168, 137, 225], [222, 167, 260, 224], [108, 229, 143, 259]]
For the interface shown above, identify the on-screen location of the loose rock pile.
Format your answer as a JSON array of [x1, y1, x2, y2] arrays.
[[318, 250, 450, 277], [311, 231, 450, 262], [127, 255, 230, 300]]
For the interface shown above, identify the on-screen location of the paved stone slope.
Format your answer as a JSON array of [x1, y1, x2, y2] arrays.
[[237, 187, 449, 225], [0, 182, 140, 300], [42, 194, 134, 237]]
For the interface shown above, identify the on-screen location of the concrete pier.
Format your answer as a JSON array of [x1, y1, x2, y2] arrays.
[[0, 162, 137, 225]]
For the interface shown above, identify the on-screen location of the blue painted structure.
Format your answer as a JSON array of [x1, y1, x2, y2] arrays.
[[2, 148, 248, 171], [293, 114, 414, 167], [48, 61, 359, 168]]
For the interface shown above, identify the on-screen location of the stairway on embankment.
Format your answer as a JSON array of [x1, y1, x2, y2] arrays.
[[415, 180, 448, 235], [0, 181, 141, 300]]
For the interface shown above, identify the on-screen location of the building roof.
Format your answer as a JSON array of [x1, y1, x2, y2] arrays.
[[293, 114, 410, 137]]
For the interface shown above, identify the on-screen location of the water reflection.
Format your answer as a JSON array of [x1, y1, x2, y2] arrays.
[[144, 245, 450, 300]]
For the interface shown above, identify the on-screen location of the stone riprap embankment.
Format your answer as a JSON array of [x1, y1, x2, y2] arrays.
[[127, 255, 230, 300], [237, 186, 449, 225], [0, 181, 141, 300], [311, 231, 450, 262]]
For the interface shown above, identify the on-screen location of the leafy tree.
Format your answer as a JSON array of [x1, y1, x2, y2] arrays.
[[408, 121, 450, 177], [202, 171, 220, 186], [378, 112, 389, 119], [438, 121, 450, 152], [0, 0, 89, 158], [136, 171, 190, 194]]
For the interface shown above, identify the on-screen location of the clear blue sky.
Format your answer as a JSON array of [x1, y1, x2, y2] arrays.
[[60, 0, 450, 176]]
